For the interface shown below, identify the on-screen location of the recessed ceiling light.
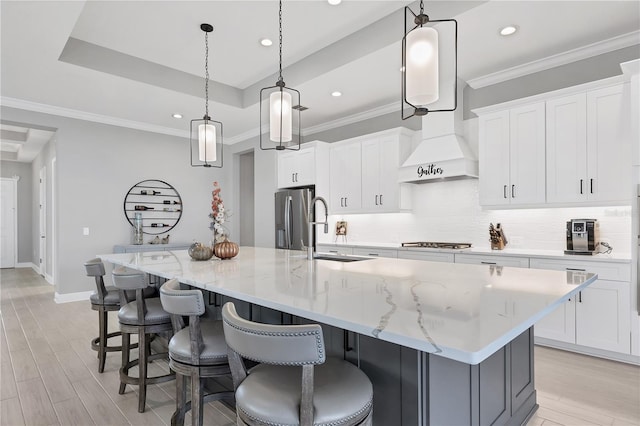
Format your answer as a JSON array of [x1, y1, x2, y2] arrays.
[[331, 91, 342, 97], [172, 113, 183, 119], [260, 38, 273, 47], [328, 0, 342, 5], [500, 26, 517, 36]]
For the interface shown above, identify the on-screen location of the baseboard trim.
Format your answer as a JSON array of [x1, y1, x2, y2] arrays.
[[535, 337, 640, 365], [44, 273, 54, 285], [54, 290, 93, 304], [15, 262, 37, 269]]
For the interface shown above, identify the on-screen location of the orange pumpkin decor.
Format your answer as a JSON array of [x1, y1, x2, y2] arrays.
[[214, 239, 239, 260]]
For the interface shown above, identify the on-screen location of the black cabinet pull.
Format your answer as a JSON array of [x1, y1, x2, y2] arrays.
[[375, 195, 378, 205], [566, 267, 586, 272], [379, 194, 383, 205], [512, 184, 515, 198], [340, 197, 344, 207], [503, 185, 507, 199], [368, 253, 379, 256], [481, 261, 497, 265], [590, 178, 594, 194], [580, 179, 583, 194], [578, 291, 582, 303], [345, 197, 348, 207], [344, 331, 354, 352]]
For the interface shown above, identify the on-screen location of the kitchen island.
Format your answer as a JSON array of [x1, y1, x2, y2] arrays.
[[99, 247, 597, 425]]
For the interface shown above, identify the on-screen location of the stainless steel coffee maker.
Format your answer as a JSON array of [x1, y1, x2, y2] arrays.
[[565, 219, 599, 255]]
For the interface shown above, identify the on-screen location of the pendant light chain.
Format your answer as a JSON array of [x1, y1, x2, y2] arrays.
[[278, 0, 283, 84], [204, 30, 210, 119], [419, 0, 424, 15]]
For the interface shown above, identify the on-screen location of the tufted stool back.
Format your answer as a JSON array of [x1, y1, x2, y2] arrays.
[[159, 279, 232, 426], [222, 302, 373, 426]]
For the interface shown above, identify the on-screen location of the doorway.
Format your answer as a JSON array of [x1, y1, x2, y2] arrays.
[[239, 151, 255, 246], [39, 166, 46, 277], [0, 178, 17, 268]]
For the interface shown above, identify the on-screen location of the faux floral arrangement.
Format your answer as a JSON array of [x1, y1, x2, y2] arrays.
[[209, 181, 229, 243]]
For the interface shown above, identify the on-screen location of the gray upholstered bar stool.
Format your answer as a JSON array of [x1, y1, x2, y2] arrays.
[[222, 302, 374, 426], [112, 266, 175, 413], [84, 258, 133, 373], [159, 279, 233, 426]]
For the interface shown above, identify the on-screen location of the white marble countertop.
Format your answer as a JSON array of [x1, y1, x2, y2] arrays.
[[317, 241, 631, 262], [98, 247, 597, 365]]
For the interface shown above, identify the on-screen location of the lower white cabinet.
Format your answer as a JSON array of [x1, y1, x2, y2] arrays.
[[454, 253, 530, 268], [316, 244, 353, 255], [530, 258, 631, 354], [397, 251, 454, 263], [352, 247, 398, 258]]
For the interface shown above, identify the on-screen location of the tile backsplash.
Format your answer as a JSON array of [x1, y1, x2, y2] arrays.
[[318, 179, 633, 254]]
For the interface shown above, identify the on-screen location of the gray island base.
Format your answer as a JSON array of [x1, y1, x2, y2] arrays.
[[98, 247, 597, 426]]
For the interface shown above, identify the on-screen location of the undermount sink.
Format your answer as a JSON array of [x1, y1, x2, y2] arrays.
[[313, 253, 373, 262]]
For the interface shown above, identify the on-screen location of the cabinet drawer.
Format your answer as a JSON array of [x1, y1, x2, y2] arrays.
[[529, 258, 631, 282], [455, 254, 530, 268], [316, 245, 353, 255], [352, 248, 398, 258], [397, 251, 454, 263]]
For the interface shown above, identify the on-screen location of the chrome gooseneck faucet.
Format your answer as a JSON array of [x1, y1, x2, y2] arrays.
[[308, 196, 329, 260]]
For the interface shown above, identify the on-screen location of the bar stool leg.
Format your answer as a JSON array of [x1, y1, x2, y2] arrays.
[[98, 309, 108, 373], [172, 374, 187, 426], [191, 370, 203, 426], [138, 331, 148, 413], [119, 333, 130, 395]]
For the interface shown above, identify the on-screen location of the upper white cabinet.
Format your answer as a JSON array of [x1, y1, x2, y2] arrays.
[[361, 135, 410, 212], [277, 148, 315, 188], [277, 142, 330, 191], [329, 128, 412, 214], [546, 84, 631, 203], [478, 102, 546, 207], [329, 142, 362, 213]]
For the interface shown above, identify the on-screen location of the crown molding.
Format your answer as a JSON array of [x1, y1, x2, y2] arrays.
[[301, 101, 399, 137], [1, 97, 189, 139], [467, 31, 640, 89]]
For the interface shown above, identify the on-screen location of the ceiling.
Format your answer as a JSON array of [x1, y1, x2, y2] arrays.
[[1, 1, 639, 162]]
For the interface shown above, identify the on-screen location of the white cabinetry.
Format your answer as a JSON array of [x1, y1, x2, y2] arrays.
[[397, 250, 454, 263], [316, 244, 353, 255], [454, 253, 529, 268], [329, 142, 362, 213], [352, 247, 398, 258], [546, 84, 630, 203], [361, 136, 408, 212], [478, 103, 546, 207], [530, 258, 631, 354], [277, 142, 329, 190], [329, 128, 412, 214]]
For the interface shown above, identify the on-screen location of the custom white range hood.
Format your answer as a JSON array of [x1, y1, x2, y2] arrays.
[[398, 90, 478, 183]]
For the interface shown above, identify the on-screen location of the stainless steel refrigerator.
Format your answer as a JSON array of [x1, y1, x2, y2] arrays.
[[275, 187, 313, 250]]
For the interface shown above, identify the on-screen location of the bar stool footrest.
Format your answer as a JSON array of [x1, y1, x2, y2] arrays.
[[91, 331, 140, 352]]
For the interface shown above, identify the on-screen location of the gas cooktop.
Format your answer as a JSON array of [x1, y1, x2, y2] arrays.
[[401, 242, 472, 250]]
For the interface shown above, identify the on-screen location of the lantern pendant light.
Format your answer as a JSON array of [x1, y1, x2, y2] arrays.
[[260, 0, 301, 151], [190, 23, 223, 168], [401, 0, 458, 120]]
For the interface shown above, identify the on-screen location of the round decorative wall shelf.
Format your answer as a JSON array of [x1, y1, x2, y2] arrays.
[[123, 179, 182, 235]]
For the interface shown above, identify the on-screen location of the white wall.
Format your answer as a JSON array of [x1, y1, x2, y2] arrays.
[[318, 178, 633, 254], [1, 106, 230, 296]]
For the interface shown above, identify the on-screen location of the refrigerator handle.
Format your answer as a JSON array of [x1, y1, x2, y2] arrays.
[[284, 195, 293, 248]]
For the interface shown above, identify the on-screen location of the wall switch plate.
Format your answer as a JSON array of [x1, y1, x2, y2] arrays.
[[83, 227, 90, 236]]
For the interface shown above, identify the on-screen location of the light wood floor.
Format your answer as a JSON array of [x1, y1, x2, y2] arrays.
[[1, 268, 639, 426]]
